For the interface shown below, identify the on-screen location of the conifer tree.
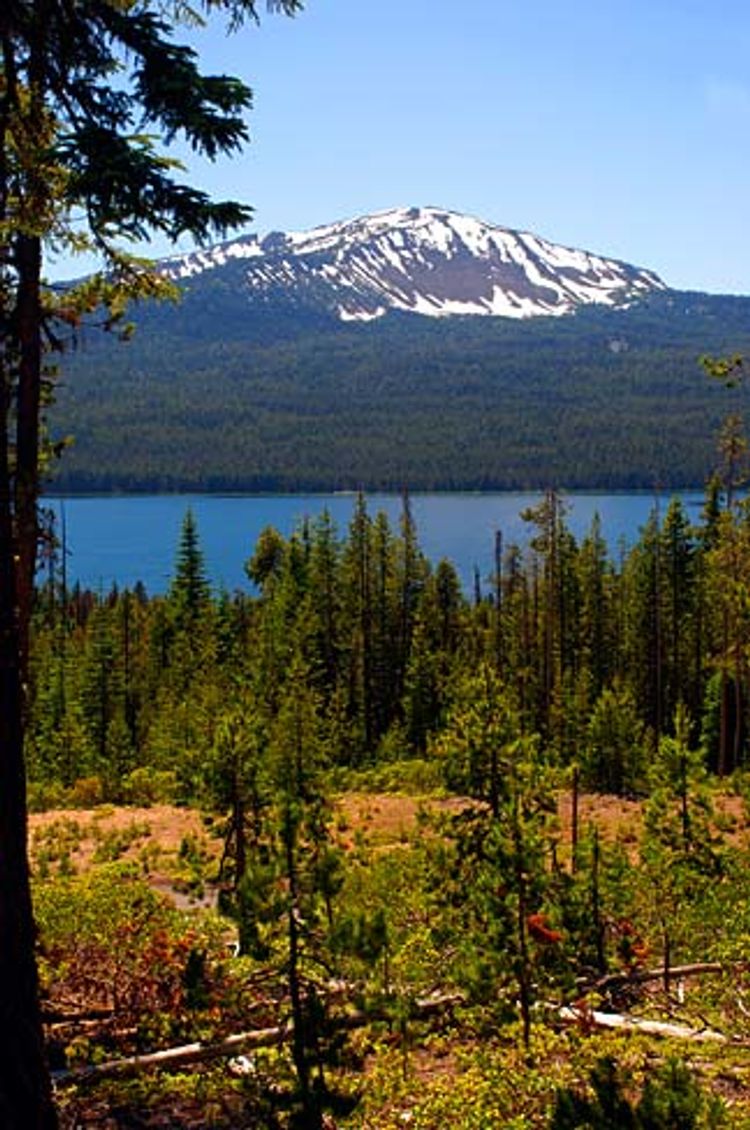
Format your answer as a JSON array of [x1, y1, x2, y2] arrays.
[[307, 510, 342, 693], [639, 707, 725, 989], [660, 498, 698, 723], [225, 653, 336, 1126], [521, 490, 579, 734], [208, 692, 272, 940], [622, 508, 664, 739], [246, 524, 288, 593], [577, 513, 613, 698], [434, 682, 559, 1046], [582, 681, 646, 796], [342, 493, 375, 757], [79, 602, 129, 791], [0, 2, 300, 1121], [169, 508, 211, 627]]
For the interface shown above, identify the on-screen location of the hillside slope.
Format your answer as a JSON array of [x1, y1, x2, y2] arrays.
[[51, 289, 750, 492]]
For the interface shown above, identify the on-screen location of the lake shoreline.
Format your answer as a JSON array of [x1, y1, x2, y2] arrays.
[[43, 485, 707, 500], [44, 490, 708, 597]]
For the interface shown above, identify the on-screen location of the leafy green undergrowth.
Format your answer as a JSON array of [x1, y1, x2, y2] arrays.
[[35, 864, 245, 1058], [346, 1024, 746, 1129], [32, 778, 750, 1126], [39, 848, 750, 1126], [55, 1022, 750, 1129], [56, 1065, 282, 1129], [328, 757, 445, 796], [28, 769, 183, 813]]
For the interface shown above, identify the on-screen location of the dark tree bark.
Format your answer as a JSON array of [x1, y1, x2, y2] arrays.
[[284, 817, 323, 1130], [0, 13, 56, 1120], [0, 619, 56, 1128], [0, 274, 55, 1123]]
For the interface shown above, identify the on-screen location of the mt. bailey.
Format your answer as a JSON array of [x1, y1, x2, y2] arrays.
[[162, 205, 666, 323], [55, 206, 750, 494]]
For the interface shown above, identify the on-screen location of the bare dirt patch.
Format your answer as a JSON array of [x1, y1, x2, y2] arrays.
[[334, 792, 466, 850], [28, 805, 221, 901], [559, 792, 642, 847], [29, 789, 749, 881]]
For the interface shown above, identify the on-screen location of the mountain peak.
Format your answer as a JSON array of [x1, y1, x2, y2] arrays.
[[164, 206, 666, 322]]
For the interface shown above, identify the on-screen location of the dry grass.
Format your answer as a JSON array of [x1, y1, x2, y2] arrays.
[[334, 792, 466, 850], [28, 788, 749, 883], [28, 805, 220, 905]]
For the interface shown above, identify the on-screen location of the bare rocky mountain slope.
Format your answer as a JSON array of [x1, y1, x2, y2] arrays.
[[163, 205, 666, 322]]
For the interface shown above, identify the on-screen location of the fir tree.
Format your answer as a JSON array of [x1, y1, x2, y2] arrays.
[[169, 508, 211, 626]]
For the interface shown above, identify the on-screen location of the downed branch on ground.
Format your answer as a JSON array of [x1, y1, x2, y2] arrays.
[[558, 1002, 732, 1044], [591, 961, 732, 994], [53, 992, 465, 1085]]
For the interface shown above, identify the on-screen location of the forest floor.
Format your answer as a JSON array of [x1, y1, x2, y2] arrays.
[[34, 787, 750, 1127]]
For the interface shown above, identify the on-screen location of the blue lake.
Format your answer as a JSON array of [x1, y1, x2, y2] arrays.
[[45, 491, 706, 596]]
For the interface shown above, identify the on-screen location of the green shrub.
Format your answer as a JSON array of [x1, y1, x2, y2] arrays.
[[121, 768, 179, 806], [551, 1056, 726, 1129], [69, 776, 105, 808]]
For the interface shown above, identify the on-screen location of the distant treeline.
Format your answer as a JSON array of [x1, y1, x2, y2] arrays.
[[49, 290, 750, 493]]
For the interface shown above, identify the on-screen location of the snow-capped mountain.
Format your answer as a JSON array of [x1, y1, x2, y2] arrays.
[[163, 206, 666, 322]]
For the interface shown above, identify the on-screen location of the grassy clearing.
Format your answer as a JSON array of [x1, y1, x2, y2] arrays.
[[30, 786, 748, 878]]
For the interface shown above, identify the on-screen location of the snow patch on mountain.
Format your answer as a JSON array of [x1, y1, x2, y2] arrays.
[[163, 206, 666, 321]]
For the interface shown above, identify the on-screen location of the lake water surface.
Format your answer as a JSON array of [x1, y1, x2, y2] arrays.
[[46, 491, 705, 595]]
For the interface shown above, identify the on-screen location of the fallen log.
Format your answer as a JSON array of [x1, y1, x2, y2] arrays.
[[54, 975, 743, 1088], [593, 961, 730, 993], [559, 1002, 731, 1043], [53, 992, 465, 1086], [54, 1022, 291, 1084], [42, 1006, 114, 1025]]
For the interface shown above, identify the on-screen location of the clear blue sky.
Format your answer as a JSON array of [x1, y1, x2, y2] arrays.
[[48, 0, 750, 294]]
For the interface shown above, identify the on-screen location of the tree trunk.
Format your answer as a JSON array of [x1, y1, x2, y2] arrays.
[[570, 765, 579, 873], [0, 382, 57, 1127], [14, 233, 43, 676], [284, 817, 322, 1130], [511, 794, 532, 1051], [0, 23, 57, 1119]]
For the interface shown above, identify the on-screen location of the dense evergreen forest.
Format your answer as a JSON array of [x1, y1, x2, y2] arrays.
[[30, 469, 750, 1125], [51, 289, 750, 493], [29, 484, 750, 792]]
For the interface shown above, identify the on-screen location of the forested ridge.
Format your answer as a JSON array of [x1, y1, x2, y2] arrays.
[[51, 289, 750, 493], [28, 478, 750, 1125]]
